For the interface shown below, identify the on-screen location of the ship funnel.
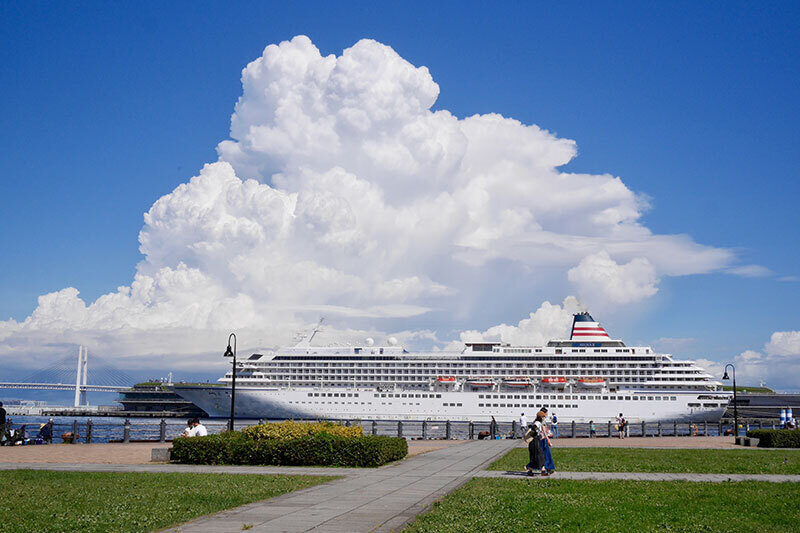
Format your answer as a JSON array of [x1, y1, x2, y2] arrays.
[[570, 312, 611, 341]]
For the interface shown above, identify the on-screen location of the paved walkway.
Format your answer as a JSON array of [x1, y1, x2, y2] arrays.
[[478, 470, 800, 483], [165, 439, 516, 533]]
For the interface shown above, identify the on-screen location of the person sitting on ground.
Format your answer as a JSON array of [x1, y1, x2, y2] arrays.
[[193, 418, 208, 436], [38, 422, 52, 444], [180, 418, 194, 438], [182, 418, 208, 437]]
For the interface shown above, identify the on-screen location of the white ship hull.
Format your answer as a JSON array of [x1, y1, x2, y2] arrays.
[[174, 385, 729, 423]]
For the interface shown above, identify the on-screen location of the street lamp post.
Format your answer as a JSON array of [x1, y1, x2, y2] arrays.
[[223, 333, 237, 432], [722, 363, 738, 438]]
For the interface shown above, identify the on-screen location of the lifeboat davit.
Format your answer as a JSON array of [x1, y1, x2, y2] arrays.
[[504, 376, 533, 388], [541, 376, 567, 388], [436, 376, 457, 383], [578, 377, 605, 388], [466, 377, 495, 388]]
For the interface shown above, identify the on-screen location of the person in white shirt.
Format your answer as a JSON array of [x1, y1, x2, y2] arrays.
[[518, 413, 528, 438], [193, 419, 208, 436], [181, 418, 208, 437]]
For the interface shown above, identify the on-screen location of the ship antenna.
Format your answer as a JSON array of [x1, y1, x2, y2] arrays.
[[308, 317, 325, 344]]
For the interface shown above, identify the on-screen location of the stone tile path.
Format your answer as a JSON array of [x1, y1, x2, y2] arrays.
[[165, 439, 516, 533]]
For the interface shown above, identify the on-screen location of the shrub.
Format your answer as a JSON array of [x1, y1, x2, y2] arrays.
[[242, 420, 363, 440], [172, 433, 407, 467], [746, 429, 800, 448]]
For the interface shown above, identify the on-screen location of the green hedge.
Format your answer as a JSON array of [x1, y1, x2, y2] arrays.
[[746, 429, 800, 448], [171, 432, 407, 467]]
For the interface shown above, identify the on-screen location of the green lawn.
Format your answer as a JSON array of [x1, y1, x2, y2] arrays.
[[489, 447, 800, 474], [0, 470, 336, 533], [722, 385, 774, 394], [404, 478, 800, 533]]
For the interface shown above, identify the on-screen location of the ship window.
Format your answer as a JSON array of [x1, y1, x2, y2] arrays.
[[703, 403, 718, 408], [355, 393, 359, 397], [535, 395, 541, 400], [436, 394, 441, 398], [478, 395, 484, 399], [580, 396, 586, 400], [500, 395, 506, 399], [648, 396, 654, 401], [557, 404, 563, 408], [401, 394, 407, 398], [671, 397, 677, 401], [625, 396, 631, 400], [479, 403, 484, 407], [602, 396, 609, 400], [514, 395, 520, 399], [689, 403, 700, 407], [631, 396, 638, 400], [457, 403, 462, 407]]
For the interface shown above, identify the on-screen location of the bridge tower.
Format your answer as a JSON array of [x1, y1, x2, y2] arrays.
[[73, 346, 89, 407]]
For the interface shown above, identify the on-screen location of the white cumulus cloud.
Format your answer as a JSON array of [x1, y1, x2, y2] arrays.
[[730, 332, 800, 391], [1, 36, 738, 369], [567, 250, 659, 308]]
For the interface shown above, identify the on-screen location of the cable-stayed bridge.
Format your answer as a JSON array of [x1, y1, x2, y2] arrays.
[[0, 346, 133, 406]]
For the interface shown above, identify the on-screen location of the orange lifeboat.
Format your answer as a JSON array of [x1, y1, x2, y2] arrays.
[[436, 376, 457, 383], [541, 376, 567, 388], [578, 377, 605, 388]]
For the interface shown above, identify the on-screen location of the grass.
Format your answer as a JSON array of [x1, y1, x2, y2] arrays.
[[489, 447, 800, 474], [404, 478, 800, 533], [722, 385, 774, 393], [0, 470, 336, 533]]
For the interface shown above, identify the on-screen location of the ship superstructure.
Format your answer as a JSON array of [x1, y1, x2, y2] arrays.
[[174, 313, 731, 423]]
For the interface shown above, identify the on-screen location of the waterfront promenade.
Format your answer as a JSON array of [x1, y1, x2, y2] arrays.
[[2, 437, 799, 532]]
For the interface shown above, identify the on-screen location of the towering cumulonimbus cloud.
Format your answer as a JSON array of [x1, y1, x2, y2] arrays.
[[0, 36, 737, 369]]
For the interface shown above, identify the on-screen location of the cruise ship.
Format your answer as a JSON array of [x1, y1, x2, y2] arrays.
[[173, 313, 731, 423]]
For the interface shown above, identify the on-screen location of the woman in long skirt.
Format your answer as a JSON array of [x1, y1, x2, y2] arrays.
[[525, 414, 548, 476]]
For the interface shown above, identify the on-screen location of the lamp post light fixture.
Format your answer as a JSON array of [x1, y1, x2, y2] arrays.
[[223, 333, 237, 432], [722, 363, 738, 438]]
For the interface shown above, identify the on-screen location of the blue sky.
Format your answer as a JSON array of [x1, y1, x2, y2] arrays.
[[1, 2, 799, 392]]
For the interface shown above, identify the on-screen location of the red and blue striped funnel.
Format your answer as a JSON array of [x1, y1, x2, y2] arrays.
[[570, 312, 611, 341]]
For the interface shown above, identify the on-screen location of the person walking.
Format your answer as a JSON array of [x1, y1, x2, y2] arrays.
[[0, 402, 6, 443], [616, 413, 626, 439], [524, 414, 548, 476], [537, 407, 556, 473], [518, 412, 528, 438], [589, 420, 596, 438], [551, 412, 559, 437]]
